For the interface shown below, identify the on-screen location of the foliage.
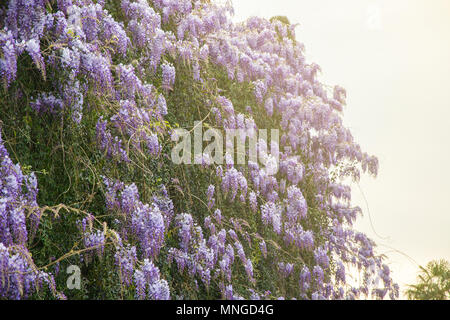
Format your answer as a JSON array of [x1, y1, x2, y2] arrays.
[[406, 260, 450, 300], [0, 0, 398, 300]]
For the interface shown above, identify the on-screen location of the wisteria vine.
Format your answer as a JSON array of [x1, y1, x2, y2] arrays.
[[0, 0, 398, 300]]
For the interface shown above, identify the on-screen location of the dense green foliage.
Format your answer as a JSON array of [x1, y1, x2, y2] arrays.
[[406, 260, 450, 300]]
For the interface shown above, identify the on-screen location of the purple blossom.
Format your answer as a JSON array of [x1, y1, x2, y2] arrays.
[[0, 131, 37, 246], [152, 187, 174, 229], [244, 258, 254, 282], [298, 230, 315, 251], [253, 80, 267, 104], [314, 246, 330, 270], [259, 240, 267, 258], [0, 244, 58, 299], [286, 186, 307, 222], [299, 266, 311, 292], [278, 262, 294, 278], [313, 265, 324, 289], [154, 94, 167, 116], [0, 29, 17, 87], [161, 62, 176, 90], [115, 245, 137, 287], [134, 259, 170, 300], [82, 230, 106, 263], [336, 261, 346, 284], [102, 13, 129, 55], [131, 203, 165, 259], [261, 202, 282, 234], [249, 191, 258, 212], [30, 93, 63, 115], [176, 213, 193, 252], [146, 133, 161, 156], [213, 209, 222, 225], [206, 185, 215, 209], [234, 240, 246, 263]]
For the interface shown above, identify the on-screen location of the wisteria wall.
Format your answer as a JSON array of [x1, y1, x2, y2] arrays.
[[0, 0, 398, 300]]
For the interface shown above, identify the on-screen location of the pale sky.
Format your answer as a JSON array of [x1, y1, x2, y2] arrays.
[[232, 0, 450, 297]]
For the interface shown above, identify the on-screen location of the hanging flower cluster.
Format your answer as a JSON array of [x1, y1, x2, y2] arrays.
[[0, 130, 63, 299]]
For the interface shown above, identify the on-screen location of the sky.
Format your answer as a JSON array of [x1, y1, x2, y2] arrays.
[[232, 0, 450, 297]]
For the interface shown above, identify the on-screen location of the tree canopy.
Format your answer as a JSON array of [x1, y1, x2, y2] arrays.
[[406, 260, 450, 300]]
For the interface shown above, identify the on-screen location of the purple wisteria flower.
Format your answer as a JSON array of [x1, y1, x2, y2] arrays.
[[134, 259, 170, 300], [161, 62, 175, 90], [206, 185, 215, 209]]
